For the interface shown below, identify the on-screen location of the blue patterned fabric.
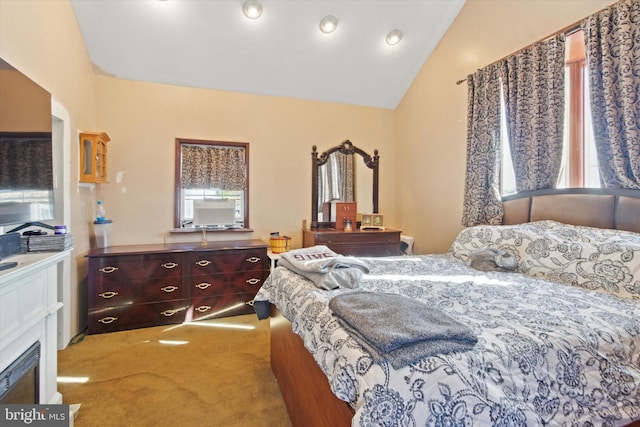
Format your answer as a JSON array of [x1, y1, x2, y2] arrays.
[[451, 220, 640, 301], [582, 0, 640, 189], [500, 34, 565, 193], [254, 224, 640, 426], [462, 65, 504, 227]]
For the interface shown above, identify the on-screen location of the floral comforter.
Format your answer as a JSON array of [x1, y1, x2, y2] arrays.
[[254, 221, 640, 426]]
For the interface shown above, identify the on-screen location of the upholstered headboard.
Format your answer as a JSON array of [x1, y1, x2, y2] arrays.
[[502, 188, 640, 233]]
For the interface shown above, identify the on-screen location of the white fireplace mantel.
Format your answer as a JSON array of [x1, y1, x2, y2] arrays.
[[0, 249, 71, 404]]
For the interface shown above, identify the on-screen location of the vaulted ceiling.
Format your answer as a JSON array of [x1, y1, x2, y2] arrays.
[[70, 0, 465, 109]]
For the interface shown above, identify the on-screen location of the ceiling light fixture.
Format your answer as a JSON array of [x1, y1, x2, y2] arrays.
[[386, 29, 403, 46], [242, 0, 263, 20], [319, 15, 338, 34]]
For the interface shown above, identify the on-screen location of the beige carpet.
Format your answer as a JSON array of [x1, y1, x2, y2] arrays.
[[57, 314, 292, 427]]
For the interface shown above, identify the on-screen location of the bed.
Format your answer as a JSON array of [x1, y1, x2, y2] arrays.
[[254, 189, 640, 426]]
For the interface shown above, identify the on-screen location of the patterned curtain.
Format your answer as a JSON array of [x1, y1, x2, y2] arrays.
[[582, 0, 640, 189], [318, 152, 355, 206], [500, 34, 566, 192], [181, 144, 246, 190], [0, 138, 53, 189], [462, 65, 503, 227]]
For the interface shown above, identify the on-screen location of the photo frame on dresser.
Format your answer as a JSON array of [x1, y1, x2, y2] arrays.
[[361, 214, 373, 227]]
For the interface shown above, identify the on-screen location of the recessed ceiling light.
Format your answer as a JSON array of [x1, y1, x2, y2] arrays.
[[319, 15, 338, 34], [386, 29, 403, 46], [242, 0, 263, 20]]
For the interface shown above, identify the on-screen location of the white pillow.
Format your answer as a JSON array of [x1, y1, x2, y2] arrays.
[[451, 220, 640, 300]]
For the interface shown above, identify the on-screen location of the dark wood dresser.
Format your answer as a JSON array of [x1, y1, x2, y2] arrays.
[[87, 239, 269, 334], [302, 228, 401, 257]]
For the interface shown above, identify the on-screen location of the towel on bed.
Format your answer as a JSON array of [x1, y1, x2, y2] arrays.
[[278, 245, 369, 290], [329, 291, 478, 369]]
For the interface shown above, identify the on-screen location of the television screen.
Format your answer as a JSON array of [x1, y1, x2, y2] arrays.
[[0, 136, 54, 227]]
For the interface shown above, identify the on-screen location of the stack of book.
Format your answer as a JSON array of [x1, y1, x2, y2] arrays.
[[21, 234, 74, 253]]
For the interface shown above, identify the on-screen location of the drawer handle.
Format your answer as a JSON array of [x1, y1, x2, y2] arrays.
[[162, 262, 178, 269], [196, 260, 211, 267], [195, 305, 211, 313], [161, 309, 180, 317], [246, 278, 261, 286], [161, 286, 179, 293], [99, 266, 118, 274], [98, 291, 119, 299], [195, 282, 212, 290], [98, 316, 118, 324], [246, 257, 261, 263]]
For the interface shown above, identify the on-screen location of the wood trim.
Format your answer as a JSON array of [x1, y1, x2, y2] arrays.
[[566, 30, 586, 187], [310, 140, 379, 229], [174, 139, 182, 229], [174, 138, 250, 229]]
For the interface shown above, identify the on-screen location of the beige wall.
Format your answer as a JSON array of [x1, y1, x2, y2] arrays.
[[94, 77, 397, 247], [0, 0, 98, 337], [396, 0, 615, 254], [0, 69, 51, 132]]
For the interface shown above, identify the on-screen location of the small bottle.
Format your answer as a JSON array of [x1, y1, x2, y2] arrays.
[[96, 201, 106, 222]]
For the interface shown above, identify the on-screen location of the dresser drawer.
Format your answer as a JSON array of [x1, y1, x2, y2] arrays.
[[327, 242, 401, 257], [190, 249, 268, 275], [86, 240, 269, 333], [312, 230, 400, 245], [90, 276, 188, 309], [191, 269, 268, 297], [303, 229, 402, 257], [88, 299, 189, 334], [90, 253, 185, 286], [190, 294, 256, 321]]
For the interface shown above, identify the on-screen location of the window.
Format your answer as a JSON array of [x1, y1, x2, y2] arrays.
[[502, 30, 600, 195], [174, 138, 249, 230]]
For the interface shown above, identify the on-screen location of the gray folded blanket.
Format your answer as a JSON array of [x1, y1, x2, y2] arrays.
[[278, 245, 369, 290], [329, 291, 478, 369], [468, 247, 517, 272]]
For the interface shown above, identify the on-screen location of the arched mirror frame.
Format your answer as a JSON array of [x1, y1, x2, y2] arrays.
[[311, 140, 379, 229]]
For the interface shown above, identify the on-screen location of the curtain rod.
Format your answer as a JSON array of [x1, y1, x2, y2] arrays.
[[455, 13, 593, 86]]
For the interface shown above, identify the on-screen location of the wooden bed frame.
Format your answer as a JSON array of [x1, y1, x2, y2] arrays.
[[270, 188, 640, 427], [270, 307, 354, 427]]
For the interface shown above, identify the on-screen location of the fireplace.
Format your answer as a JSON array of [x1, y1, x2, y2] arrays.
[[0, 250, 69, 405], [0, 341, 40, 404]]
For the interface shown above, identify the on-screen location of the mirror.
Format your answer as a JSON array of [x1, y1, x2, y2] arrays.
[[174, 138, 250, 230], [311, 140, 379, 229]]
